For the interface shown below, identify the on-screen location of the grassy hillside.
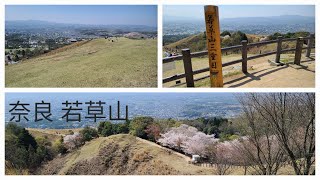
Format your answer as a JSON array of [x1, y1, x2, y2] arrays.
[[163, 32, 281, 55], [27, 128, 81, 142], [7, 126, 301, 175], [164, 33, 207, 53], [37, 134, 217, 175], [5, 37, 157, 87]]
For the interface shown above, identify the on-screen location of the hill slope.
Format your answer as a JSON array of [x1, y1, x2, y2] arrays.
[[164, 33, 207, 53], [37, 134, 215, 175], [5, 37, 157, 87]]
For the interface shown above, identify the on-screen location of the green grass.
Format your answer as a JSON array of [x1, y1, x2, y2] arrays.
[[5, 37, 157, 87]]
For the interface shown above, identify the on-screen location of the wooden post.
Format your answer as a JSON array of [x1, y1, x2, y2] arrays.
[[275, 36, 283, 63], [241, 40, 248, 73], [306, 34, 314, 57], [182, 49, 194, 87], [294, 37, 303, 65], [204, 6, 223, 87]]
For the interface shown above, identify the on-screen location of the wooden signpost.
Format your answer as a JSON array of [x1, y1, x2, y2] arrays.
[[204, 5, 223, 87]]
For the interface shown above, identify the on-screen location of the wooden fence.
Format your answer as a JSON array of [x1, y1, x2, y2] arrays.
[[163, 34, 315, 87]]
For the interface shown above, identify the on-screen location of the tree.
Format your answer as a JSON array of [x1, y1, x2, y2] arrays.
[[237, 93, 315, 175], [52, 136, 67, 155], [14, 54, 19, 61], [80, 126, 98, 142], [116, 122, 129, 134], [98, 121, 129, 137], [182, 131, 217, 156], [158, 124, 218, 156], [221, 31, 231, 37], [129, 116, 154, 139], [63, 132, 83, 150], [210, 141, 234, 175], [21, 50, 26, 57], [5, 123, 48, 171], [5, 123, 37, 150], [230, 107, 286, 175], [98, 121, 113, 136], [231, 31, 248, 45], [145, 123, 161, 142], [158, 118, 182, 133]]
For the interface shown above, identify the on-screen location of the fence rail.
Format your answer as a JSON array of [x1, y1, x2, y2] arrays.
[[163, 34, 315, 87]]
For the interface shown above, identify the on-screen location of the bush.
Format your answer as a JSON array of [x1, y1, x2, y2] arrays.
[[52, 136, 67, 155], [129, 117, 154, 139], [221, 31, 231, 37], [80, 126, 98, 142], [98, 121, 129, 137], [98, 121, 113, 136]]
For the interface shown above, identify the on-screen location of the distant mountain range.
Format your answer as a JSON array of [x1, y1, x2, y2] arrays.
[[220, 15, 315, 25], [164, 15, 315, 35], [164, 15, 314, 24], [5, 20, 157, 32]]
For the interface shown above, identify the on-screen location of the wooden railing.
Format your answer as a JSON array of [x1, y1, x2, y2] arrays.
[[163, 34, 315, 87]]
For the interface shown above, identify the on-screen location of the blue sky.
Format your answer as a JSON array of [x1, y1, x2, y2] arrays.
[[6, 5, 157, 27], [164, 5, 315, 20]]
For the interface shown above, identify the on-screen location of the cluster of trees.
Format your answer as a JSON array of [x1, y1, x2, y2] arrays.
[[220, 31, 248, 47], [163, 34, 191, 46], [181, 117, 238, 140], [234, 93, 315, 175], [5, 123, 65, 173], [97, 121, 129, 136], [158, 124, 218, 156], [164, 30, 249, 54], [156, 93, 315, 175], [268, 31, 311, 40], [97, 117, 181, 142], [5, 48, 49, 62], [5, 124, 99, 173], [5, 36, 69, 62]]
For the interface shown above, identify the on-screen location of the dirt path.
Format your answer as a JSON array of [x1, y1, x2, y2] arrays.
[[223, 54, 315, 88], [135, 137, 191, 162]]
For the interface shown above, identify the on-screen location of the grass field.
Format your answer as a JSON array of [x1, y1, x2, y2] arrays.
[[5, 37, 157, 87]]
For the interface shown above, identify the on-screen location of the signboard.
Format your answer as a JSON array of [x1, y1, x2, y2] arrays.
[[204, 5, 223, 87]]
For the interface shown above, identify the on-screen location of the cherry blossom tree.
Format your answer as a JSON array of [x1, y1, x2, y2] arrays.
[[157, 124, 218, 156], [237, 93, 315, 175], [63, 132, 83, 150]]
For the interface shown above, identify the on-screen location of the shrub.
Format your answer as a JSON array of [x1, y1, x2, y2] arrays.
[[129, 117, 154, 139], [98, 121, 129, 137], [52, 136, 67, 155], [80, 126, 98, 142], [98, 121, 113, 136]]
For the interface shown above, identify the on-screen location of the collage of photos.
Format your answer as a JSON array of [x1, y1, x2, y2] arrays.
[[2, 1, 317, 177]]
